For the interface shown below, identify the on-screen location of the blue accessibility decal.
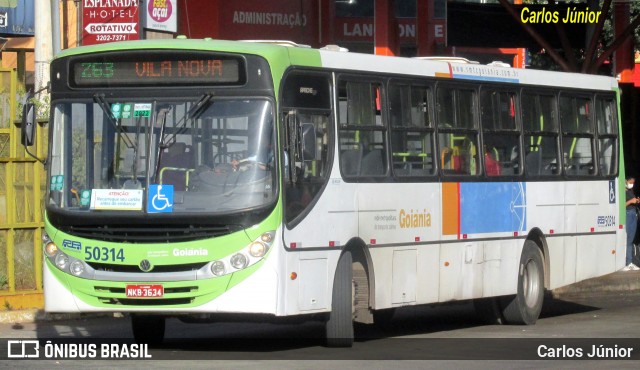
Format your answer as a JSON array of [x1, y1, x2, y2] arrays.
[[147, 184, 174, 213]]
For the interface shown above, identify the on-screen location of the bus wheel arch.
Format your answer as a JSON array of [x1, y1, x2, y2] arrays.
[[345, 238, 375, 324]]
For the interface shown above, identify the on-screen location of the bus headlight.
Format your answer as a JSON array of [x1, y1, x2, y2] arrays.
[[55, 253, 69, 269], [45, 242, 59, 257], [230, 253, 248, 269], [70, 260, 85, 276], [211, 261, 226, 276], [249, 241, 267, 258], [206, 230, 275, 277], [260, 232, 273, 244]]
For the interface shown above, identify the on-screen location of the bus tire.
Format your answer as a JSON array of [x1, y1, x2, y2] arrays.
[[500, 241, 545, 325], [131, 315, 165, 345], [325, 251, 354, 347]]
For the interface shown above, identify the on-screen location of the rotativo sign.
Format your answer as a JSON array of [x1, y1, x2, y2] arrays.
[[82, 0, 139, 46]]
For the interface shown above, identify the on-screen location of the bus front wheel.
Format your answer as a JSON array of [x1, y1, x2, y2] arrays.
[[500, 241, 545, 325], [131, 314, 165, 345], [325, 251, 354, 347]]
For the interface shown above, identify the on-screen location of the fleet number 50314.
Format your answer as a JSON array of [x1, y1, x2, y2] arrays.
[[84, 246, 125, 262]]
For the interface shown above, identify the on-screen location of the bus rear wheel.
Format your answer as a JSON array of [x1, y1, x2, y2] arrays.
[[500, 241, 545, 325], [131, 314, 165, 345], [325, 251, 354, 347]]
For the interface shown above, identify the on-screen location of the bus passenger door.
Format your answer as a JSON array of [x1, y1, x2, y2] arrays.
[[279, 71, 342, 314]]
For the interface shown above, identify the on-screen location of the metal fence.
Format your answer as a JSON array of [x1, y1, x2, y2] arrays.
[[0, 68, 47, 310]]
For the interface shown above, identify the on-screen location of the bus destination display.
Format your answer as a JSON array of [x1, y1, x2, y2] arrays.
[[71, 55, 243, 87]]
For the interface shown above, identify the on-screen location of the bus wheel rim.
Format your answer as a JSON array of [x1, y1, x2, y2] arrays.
[[523, 258, 541, 308]]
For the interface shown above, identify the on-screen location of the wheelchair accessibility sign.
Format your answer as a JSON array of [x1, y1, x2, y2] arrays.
[[148, 185, 173, 213]]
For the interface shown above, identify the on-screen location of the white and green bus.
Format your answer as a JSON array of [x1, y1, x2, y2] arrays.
[[29, 39, 624, 347]]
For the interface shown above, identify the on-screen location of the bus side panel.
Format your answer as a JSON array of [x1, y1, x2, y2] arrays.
[[481, 239, 520, 298], [284, 250, 333, 314], [576, 234, 616, 280], [416, 245, 440, 305], [358, 183, 441, 308], [564, 181, 579, 284], [368, 248, 393, 308], [546, 235, 570, 289], [438, 242, 483, 301], [282, 178, 358, 315], [617, 227, 626, 269], [575, 181, 617, 281], [527, 181, 570, 289]]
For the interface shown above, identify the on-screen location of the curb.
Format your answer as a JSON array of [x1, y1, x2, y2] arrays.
[[551, 270, 640, 298], [0, 310, 121, 325]]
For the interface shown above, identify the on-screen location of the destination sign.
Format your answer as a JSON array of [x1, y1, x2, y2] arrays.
[[70, 53, 245, 87]]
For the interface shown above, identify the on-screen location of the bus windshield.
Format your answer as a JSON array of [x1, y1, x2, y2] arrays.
[[48, 97, 276, 215]]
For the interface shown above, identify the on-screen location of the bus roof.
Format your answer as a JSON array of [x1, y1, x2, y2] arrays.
[[56, 38, 618, 92]]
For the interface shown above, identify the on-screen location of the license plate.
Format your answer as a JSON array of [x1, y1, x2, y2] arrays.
[[125, 284, 164, 298]]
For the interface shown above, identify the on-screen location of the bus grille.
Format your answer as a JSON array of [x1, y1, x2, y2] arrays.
[[62, 224, 236, 243], [99, 297, 195, 306], [87, 262, 208, 273]]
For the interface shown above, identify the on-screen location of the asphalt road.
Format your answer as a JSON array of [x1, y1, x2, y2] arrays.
[[0, 291, 639, 369]]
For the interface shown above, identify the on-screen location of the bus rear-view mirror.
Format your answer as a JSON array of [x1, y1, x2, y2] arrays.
[[21, 102, 36, 147], [300, 123, 317, 161]]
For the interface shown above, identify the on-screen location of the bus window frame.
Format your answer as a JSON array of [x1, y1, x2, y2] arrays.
[[336, 73, 390, 182], [594, 93, 619, 179], [435, 81, 481, 180], [387, 78, 437, 180], [521, 88, 562, 180], [558, 91, 597, 178], [478, 84, 523, 179]]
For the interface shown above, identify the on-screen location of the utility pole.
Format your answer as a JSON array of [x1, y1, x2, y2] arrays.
[[34, 0, 53, 106], [52, 0, 62, 56]]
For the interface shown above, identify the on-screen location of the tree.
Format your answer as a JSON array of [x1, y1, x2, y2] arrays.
[[499, 0, 640, 73]]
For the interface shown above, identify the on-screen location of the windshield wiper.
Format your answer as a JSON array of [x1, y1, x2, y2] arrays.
[[93, 93, 134, 149], [187, 93, 214, 120], [160, 93, 214, 146], [153, 94, 213, 183], [153, 105, 173, 182]]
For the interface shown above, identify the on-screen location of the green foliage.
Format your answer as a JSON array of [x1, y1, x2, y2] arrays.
[[16, 84, 50, 121], [0, 275, 8, 290], [521, 0, 640, 72], [32, 93, 50, 121]]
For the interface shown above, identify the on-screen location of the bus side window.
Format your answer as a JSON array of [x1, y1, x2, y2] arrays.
[[596, 96, 617, 176], [522, 91, 559, 177], [436, 85, 479, 176], [560, 95, 595, 176], [480, 88, 520, 177], [389, 82, 435, 177], [338, 78, 388, 179]]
